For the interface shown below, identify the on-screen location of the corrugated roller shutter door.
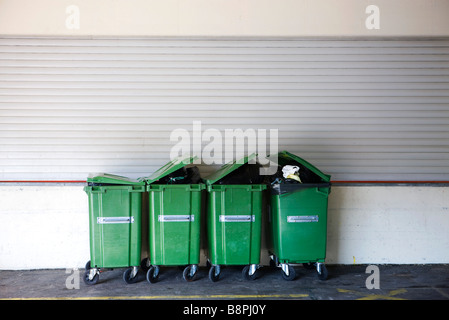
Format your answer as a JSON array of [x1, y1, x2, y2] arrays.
[[0, 37, 448, 181]]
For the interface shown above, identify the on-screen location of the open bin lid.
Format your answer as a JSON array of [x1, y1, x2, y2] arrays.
[[87, 173, 145, 186], [266, 150, 331, 183], [204, 153, 258, 185], [141, 154, 198, 184]]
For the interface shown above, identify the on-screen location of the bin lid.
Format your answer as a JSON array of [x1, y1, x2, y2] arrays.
[[267, 150, 331, 182], [141, 154, 198, 184], [87, 173, 145, 185], [204, 153, 258, 185]]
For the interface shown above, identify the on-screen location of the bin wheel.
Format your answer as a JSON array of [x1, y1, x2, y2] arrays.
[[85, 260, 92, 270], [317, 264, 328, 281], [140, 258, 150, 273], [281, 265, 296, 281], [242, 265, 258, 281], [123, 267, 139, 284], [83, 269, 99, 285], [183, 265, 198, 282], [146, 266, 159, 283], [208, 265, 220, 282]]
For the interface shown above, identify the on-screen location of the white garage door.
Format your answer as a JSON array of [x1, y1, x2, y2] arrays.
[[0, 37, 448, 181]]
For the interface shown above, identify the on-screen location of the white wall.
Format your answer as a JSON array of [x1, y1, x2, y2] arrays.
[[326, 186, 449, 264], [1, 185, 448, 269], [0, 185, 89, 269]]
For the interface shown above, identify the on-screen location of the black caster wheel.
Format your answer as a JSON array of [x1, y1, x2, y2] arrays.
[[83, 269, 99, 285], [146, 266, 160, 283], [317, 264, 328, 281], [242, 265, 258, 281], [123, 267, 139, 284], [208, 265, 220, 282], [183, 265, 198, 282], [281, 265, 296, 281]]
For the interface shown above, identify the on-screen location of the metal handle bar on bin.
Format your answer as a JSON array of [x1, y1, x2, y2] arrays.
[[158, 215, 195, 222], [97, 216, 135, 224], [219, 215, 256, 222]]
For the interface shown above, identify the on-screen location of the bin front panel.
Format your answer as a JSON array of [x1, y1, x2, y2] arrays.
[[207, 185, 263, 265], [148, 185, 202, 266], [270, 186, 329, 263], [86, 186, 142, 268]]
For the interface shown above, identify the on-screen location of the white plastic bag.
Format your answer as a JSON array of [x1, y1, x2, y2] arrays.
[[282, 165, 302, 183]]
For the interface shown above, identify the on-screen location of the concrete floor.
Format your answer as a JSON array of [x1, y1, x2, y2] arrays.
[[1, 264, 448, 301]]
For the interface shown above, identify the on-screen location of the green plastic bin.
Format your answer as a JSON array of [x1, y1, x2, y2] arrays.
[[141, 155, 205, 283], [267, 151, 331, 281], [83, 173, 145, 285], [204, 153, 267, 282]]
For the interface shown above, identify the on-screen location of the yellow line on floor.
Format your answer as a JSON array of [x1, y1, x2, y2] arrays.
[[356, 289, 407, 301], [337, 288, 408, 300], [2, 293, 309, 300]]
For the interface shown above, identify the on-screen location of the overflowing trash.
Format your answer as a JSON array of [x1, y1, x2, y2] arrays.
[[266, 151, 331, 281], [281, 165, 302, 183], [268, 162, 325, 186]]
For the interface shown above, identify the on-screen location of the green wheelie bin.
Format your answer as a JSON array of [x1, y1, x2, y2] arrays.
[[83, 173, 145, 285], [204, 153, 267, 282], [266, 151, 331, 281], [141, 155, 205, 283]]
